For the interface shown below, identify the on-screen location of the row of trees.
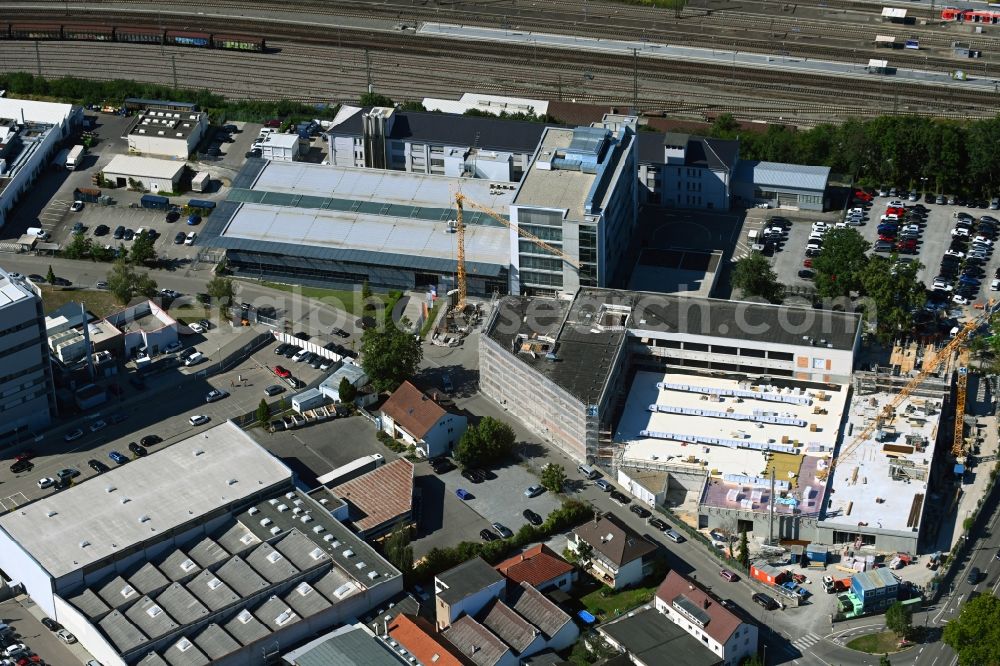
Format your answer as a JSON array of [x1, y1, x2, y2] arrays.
[[732, 228, 925, 340], [0, 72, 340, 123], [63, 230, 156, 266], [710, 113, 1000, 198]]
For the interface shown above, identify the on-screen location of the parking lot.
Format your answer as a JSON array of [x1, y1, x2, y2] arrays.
[[760, 194, 1000, 314], [0, 598, 85, 665]]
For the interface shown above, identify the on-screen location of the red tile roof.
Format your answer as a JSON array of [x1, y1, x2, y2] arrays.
[[389, 614, 475, 666], [381, 381, 447, 439], [656, 570, 744, 644], [495, 544, 574, 588], [331, 459, 413, 533]]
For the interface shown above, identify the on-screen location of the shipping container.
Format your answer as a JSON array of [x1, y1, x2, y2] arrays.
[[750, 561, 788, 585], [74, 187, 102, 203], [191, 172, 210, 193], [140, 194, 170, 210], [187, 198, 216, 211], [211, 34, 265, 52]]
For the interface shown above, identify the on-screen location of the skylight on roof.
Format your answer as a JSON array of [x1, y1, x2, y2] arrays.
[[146, 604, 163, 618], [207, 578, 223, 591], [237, 609, 253, 624], [265, 551, 283, 564]]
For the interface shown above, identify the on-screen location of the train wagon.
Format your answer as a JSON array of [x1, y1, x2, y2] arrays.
[[63, 24, 115, 41], [10, 23, 62, 40], [166, 30, 211, 47], [115, 27, 164, 44], [0, 23, 10, 39], [211, 33, 266, 52]]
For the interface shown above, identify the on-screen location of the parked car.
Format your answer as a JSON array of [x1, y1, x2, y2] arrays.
[[109, 450, 128, 465], [665, 529, 685, 543], [88, 459, 110, 474], [461, 469, 482, 484], [274, 365, 292, 378], [648, 517, 668, 531], [128, 442, 148, 457], [140, 434, 162, 447], [753, 593, 779, 610], [205, 388, 229, 403], [480, 529, 498, 542], [184, 352, 205, 366], [524, 485, 544, 498], [185, 232, 197, 245], [64, 428, 84, 442], [89, 419, 107, 432], [57, 467, 80, 480], [430, 458, 455, 474], [455, 488, 471, 500], [174, 231, 186, 244], [9, 459, 32, 474], [40, 618, 61, 632], [165, 210, 180, 223], [610, 490, 631, 505], [720, 569, 739, 582], [37, 477, 55, 489], [56, 629, 76, 644], [523, 509, 543, 526], [967, 567, 981, 584], [595, 479, 614, 492], [332, 327, 350, 338], [187, 214, 201, 226], [629, 504, 651, 519], [189, 414, 210, 426], [492, 522, 514, 539], [264, 384, 285, 397]]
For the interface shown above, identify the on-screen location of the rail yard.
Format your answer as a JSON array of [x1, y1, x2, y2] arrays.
[[0, 0, 998, 123]]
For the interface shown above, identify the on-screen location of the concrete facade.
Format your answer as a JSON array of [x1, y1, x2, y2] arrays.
[[0, 269, 57, 446], [102, 155, 185, 194]]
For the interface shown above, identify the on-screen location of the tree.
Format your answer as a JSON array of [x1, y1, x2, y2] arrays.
[[338, 376, 358, 403], [206, 275, 235, 307], [359, 316, 422, 392], [568, 540, 594, 569], [454, 416, 516, 468], [383, 521, 414, 582], [859, 257, 925, 342], [812, 228, 871, 298], [129, 230, 157, 265], [885, 601, 913, 638], [943, 592, 1000, 665], [359, 91, 394, 107], [106, 258, 158, 304], [62, 233, 92, 260], [256, 399, 270, 425], [540, 463, 567, 493], [46, 265, 55, 284], [731, 253, 783, 303], [879, 655, 892, 666], [737, 530, 750, 570]]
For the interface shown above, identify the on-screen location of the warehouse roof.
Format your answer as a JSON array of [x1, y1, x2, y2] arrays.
[[103, 154, 186, 180], [284, 623, 411, 666], [331, 459, 414, 535], [0, 96, 74, 125], [0, 422, 292, 578], [735, 160, 830, 192]]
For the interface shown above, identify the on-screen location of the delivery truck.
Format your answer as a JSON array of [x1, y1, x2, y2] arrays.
[[66, 145, 84, 170]]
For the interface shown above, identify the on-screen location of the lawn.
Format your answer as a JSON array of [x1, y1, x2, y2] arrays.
[[168, 302, 213, 325], [579, 584, 657, 621], [39, 286, 121, 319], [261, 281, 387, 317], [846, 631, 904, 654]]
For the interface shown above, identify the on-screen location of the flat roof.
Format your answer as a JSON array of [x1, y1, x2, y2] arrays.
[[514, 127, 593, 220], [103, 154, 186, 180], [869, 58, 889, 68], [823, 391, 942, 533], [0, 96, 74, 125], [0, 268, 35, 308], [284, 624, 409, 666], [130, 108, 204, 140], [881, 7, 906, 17], [220, 202, 509, 267], [0, 422, 292, 578]]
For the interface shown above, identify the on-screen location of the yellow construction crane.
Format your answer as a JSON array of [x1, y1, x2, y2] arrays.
[[453, 193, 579, 310], [822, 301, 996, 478]]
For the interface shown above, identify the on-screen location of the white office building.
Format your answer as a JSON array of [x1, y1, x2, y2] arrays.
[[0, 268, 56, 447]]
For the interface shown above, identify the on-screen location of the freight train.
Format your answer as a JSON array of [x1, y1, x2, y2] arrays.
[[0, 23, 266, 51]]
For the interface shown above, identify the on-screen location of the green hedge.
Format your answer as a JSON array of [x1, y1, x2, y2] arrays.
[[413, 499, 594, 582], [0, 72, 339, 123]]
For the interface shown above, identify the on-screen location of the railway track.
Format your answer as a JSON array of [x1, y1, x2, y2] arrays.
[[3, 2, 996, 125]]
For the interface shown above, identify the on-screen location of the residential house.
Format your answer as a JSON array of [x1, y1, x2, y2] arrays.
[[599, 605, 723, 666], [654, 570, 759, 666], [388, 614, 475, 666], [568, 513, 657, 590], [443, 615, 517, 666], [435, 558, 507, 630], [495, 544, 575, 592], [380, 381, 468, 458]]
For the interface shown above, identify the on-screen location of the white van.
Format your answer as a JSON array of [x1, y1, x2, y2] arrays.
[[577, 464, 600, 480]]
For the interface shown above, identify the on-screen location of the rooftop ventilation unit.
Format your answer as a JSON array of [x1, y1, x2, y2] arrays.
[[276, 504, 288, 512], [296, 582, 312, 596], [120, 497, 130, 504], [46, 510, 57, 517], [355, 561, 367, 570], [268, 499, 279, 506], [227, 478, 238, 486], [146, 605, 163, 618], [269, 526, 281, 535], [248, 507, 259, 515], [121, 585, 135, 598], [285, 492, 296, 500], [275, 609, 295, 626], [207, 578, 223, 590], [176, 638, 193, 652], [260, 518, 272, 527], [105, 486, 116, 493], [312, 525, 325, 534], [342, 549, 354, 558], [240, 533, 256, 545], [309, 547, 324, 560], [139, 515, 150, 523], [265, 551, 283, 564], [368, 571, 380, 580], [180, 559, 196, 572], [332, 582, 356, 599], [236, 609, 253, 624], [79, 540, 90, 548], [193, 449, 204, 456], [300, 515, 313, 524]]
